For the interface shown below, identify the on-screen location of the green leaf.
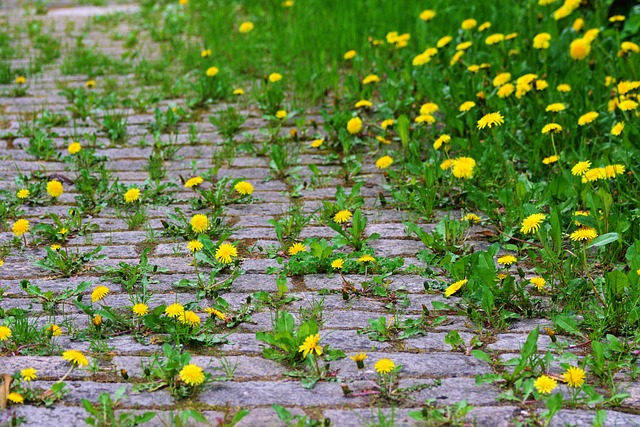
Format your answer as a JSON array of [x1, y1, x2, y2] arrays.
[[587, 232, 619, 248], [605, 270, 628, 295], [397, 114, 410, 150], [471, 349, 491, 363], [553, 314, 583, 338]]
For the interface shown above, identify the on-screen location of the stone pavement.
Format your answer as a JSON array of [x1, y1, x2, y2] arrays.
[[1, 2, 640, 427]]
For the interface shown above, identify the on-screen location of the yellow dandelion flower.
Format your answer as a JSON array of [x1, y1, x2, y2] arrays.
[[68, 142, 82, 154], [185, 176, 204, 188], [179, 310, 201, 326], [357, 255, 375, 263], [288, 243, 307, 255], [375, 156, 394, 170], [17, 189, 30, 199], [533, 33, 552, 49], [92, 315, 102, 327], [621, 42, 639, 53], [187, 240, 203, 252], [541, 123, 562, 134], [571, 161, 591, 176], [563, 366, 586, 387], [497, 83, 515, 98], [492, 72, 511, 87], [497, 255, 517, 265], [344, 50, 356, 60], [479, 21, 491, 31], [179, 364, 205, 386], [477, 112, 504, 129], [451, 157, 476, 179], [572, 17, 584, 30], [239, 21, 254, 33], [374, 358, 396, 374], [415, 114, 436, 124], [521, 213, 546, 234], [437, 36, 452, 48], [536, 80, 549, 91], [268, 73, 283, 83], [310, 139, 324, 148], [578, 111, 598, 126], [91, 286, 110, 303], [530, 277, 546, 291], [485, 33, 504, 45], [47, 180, 63, 198], [333, 210, 352, 223], [204, 307, 226, 321], [611, 122, 624, 136], [618, 100, 638, 111], [461, 19, 477, 30], [215, 243, 238, 264], [0, 325, 12, 341], [190, 214, 209, 234], [440, 159, 455, 170], [12, 219, 30, 237], [462, 213, 481, 224], [124, 188, 140, 203], [234, 181, 254, 195], [132, 303, 149, 316], [546, 103, 566, 112], [331, 259, 344, 270], [206, 66, 219, 77], [570, 38, 591, 60], [62, 349, 89, 367], [233, 88, 245, 95], [534, 375, 557, 394], [165, 303, 184, 318], [570, 227, 598, 242], [380, 119, 395, 129], [347, 117, 363, 135], [582, 168, 607, 183], [47, 324, 62, 336], [21, 368, 37, 381], [445, 279, 468, 297], [355, 100, 372, 108], [459, 101, 475, 112], [433, 134, 451, 150], [419, 9, 436, 21], [350, 352, 367, 368], [543, 155, 560, 165], [362, 74, 380, 85], [298, 334, 323, 358], [557, 84, 571, 92], [275, 110, 287, 119], [7, 392, 23, 404]]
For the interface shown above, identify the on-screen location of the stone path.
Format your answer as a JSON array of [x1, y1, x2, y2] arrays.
[[1, 2, 640, 427]]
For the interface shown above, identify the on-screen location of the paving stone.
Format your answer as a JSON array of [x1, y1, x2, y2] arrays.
[[548, 409, 640, 427], [199, 380, 368, 406]]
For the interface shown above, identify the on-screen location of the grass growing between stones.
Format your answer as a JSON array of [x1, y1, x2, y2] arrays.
[[0, 0, 640, 426]]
